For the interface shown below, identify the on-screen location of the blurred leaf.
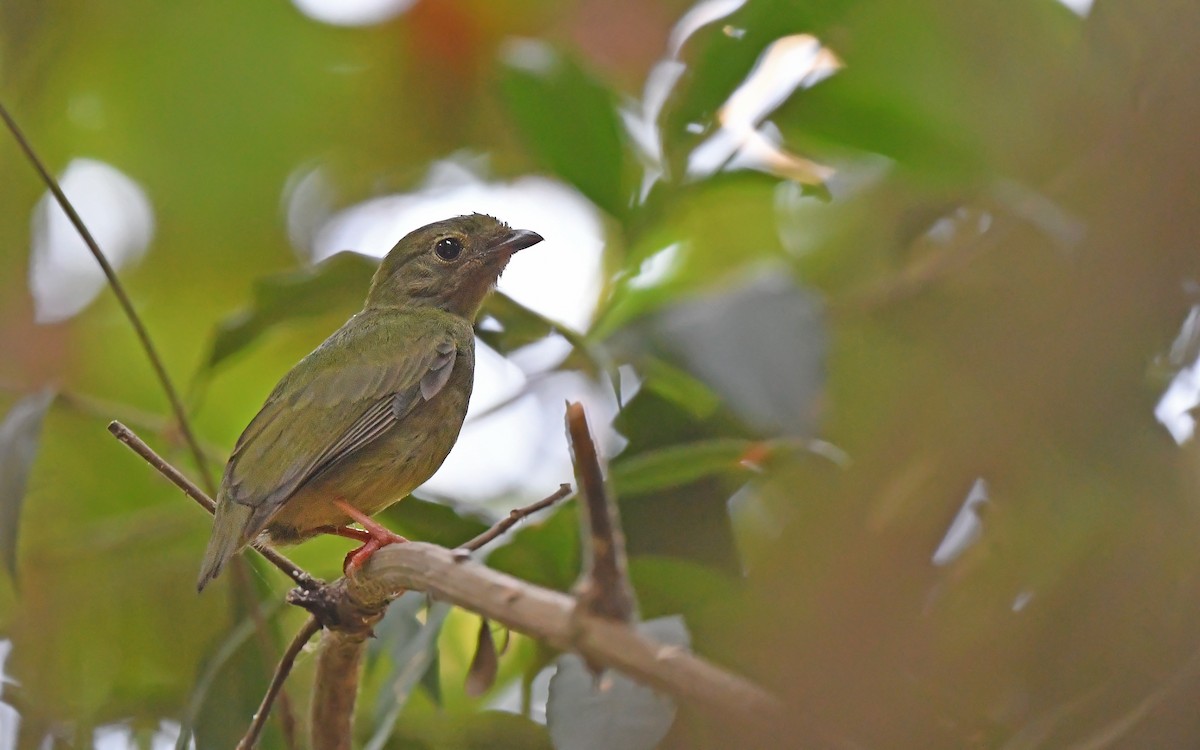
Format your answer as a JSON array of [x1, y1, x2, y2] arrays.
[[203, 251, 378, 372], [465, 618, 499, 698], [178, 613, 263, 750], [611, 389, 743, 573], [628, 557, 741, 623], [547, 616, 688, 750], [659, 0, 835, 177], [636, 356, 722, 420], [593, 174, 784, 338], [0, 389, 54, 584], [646, 271, 826, 436], [611, 438, 752, 496], [367, 594, 452, 750], [488, 504, 580, 593], [387, 709, 552, 749], [500, 40, 632, 217], [191, 617, 275, 750]]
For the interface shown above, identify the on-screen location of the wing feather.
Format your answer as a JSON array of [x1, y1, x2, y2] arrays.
[[219, 312, 470, 536]]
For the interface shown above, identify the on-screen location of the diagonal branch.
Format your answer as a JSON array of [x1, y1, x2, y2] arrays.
[[106, 420, 317, 590], [0, 100, 215, 493], [236, 616, 321, 750], [342, 543, 784, 732], [456, 483, 573, 553]]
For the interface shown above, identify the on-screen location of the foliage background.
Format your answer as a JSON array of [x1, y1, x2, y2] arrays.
[[2, 0, 1200, 748]]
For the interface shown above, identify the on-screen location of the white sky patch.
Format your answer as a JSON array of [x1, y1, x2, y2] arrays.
[[29, 158, 154, 323], [1155, 305, 1200, 444], [1156, 361, 1200, 444], [626, 242, 682, 290], [0, 640, 15, 750], [932, 478, 989, 566], [291, 0, 415, 27], [1056, 0, 1093, 17], [1012, 590, 1035, 612]]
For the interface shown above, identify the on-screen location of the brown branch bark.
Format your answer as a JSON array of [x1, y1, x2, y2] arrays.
[[329, 542, 783, 731]]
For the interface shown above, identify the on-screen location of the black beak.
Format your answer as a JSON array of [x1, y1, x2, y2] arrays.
[[489, 228, 544, 255]]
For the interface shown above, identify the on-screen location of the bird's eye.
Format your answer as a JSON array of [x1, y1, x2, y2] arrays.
[[434, 237, 463, 261]]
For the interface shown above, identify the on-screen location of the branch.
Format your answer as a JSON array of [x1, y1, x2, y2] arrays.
[[106, 421, 318, 590], [237, 617, 321, 750], [456, 483, 572, 552], [338, 542, 783, 730], [566, 402, 635, 624], [0, 100, 216, 493]]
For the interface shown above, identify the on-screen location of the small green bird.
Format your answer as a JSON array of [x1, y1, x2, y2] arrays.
[[197, 214, 543, 590]]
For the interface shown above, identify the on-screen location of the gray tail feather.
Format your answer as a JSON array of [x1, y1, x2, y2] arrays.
[[196, 502, 255, 592]]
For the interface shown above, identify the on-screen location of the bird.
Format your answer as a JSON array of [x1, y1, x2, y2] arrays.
[[196, 213, 543, 591]]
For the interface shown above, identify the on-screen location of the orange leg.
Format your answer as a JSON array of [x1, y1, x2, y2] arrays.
[[332, 499, 408, 575]]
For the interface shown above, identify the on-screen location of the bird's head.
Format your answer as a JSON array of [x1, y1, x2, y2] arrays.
[[364, 214, 543, 317]]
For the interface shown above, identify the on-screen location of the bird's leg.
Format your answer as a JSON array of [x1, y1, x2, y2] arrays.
[[332, 499, 408, 575]]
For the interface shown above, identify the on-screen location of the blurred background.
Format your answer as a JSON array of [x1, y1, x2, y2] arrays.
[[2, 0, 1200, 747]]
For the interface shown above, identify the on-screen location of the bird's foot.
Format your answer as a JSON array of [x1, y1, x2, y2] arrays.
[[332, 499, 408, 576]]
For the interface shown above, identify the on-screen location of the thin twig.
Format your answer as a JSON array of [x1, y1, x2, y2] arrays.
[[236, 617, 321, 750], [0, 100, 215, 493], [232, 561, 299, 747], [106, 420, 317, 590], [456, 483, 573, 552]]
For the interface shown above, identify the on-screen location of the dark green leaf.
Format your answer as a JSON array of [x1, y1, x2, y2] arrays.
[[500, 41, 632, 217], [190, 616, 276, 750], [611, 438, 753, 496], [0, 389, 55, 584], [366, 594, 452, 750], [203, 251, 378, 371], [546, 616, 688, 750], [647, 272, 826, 436], [635, 356, 722, 420], [482, 286, 608, 377]]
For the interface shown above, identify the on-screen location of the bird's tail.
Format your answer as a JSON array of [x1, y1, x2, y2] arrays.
[[196, 501, 254, 592]]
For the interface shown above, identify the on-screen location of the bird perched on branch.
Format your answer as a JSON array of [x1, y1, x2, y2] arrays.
[[197, 214, 543, 591]]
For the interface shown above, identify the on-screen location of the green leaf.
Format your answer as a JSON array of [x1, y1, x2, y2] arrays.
[[547, 616, 688, 750], [479, 292, 606, 376], [500, 40, 632, 217], [0, 389, 55, 584], [611, 438, 753, 496], [203, 251, 378, 372], [366, 594, 453, 750]]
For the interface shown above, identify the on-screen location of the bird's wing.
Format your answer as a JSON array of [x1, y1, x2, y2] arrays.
[[220, 320, 463, 533]]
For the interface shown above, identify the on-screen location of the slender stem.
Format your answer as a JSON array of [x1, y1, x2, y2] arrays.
[[456, 483, 573, 552], [106, 420, 317, 590], [236, 617, 321, 750], [0, 100, 215, 493]]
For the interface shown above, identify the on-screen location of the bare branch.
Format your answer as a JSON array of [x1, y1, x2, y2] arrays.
[[565, 402, 635, 624], [456, 483, 572, 553], [0, 101, 216, 492], [340, 542, 783, 731], [106, 421, 318, 590], [237, 617, 321, 750]]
